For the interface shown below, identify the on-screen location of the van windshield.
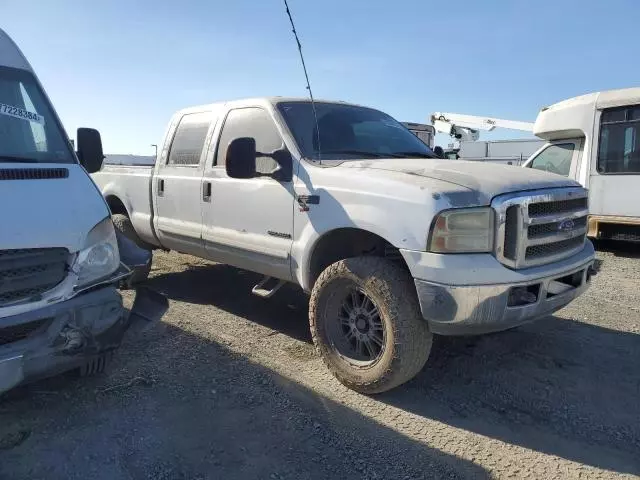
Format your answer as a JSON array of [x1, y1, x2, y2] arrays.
[[277, 101, 437, 162], [0, 66, 74, 164]]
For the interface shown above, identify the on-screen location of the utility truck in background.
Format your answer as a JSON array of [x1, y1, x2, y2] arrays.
[[523, 87, 640, 242], [401, 122, 436, 149], [431, 112, 540, 165], [92, 97, 595, 393], [0, 28, 166, 395]]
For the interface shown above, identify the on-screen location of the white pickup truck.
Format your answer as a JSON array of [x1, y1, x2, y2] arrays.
[[92, 97, 596, 393]]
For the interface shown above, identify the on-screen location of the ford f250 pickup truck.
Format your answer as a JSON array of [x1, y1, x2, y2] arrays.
[[92, 97, 596, 393], [0, 28, 167, 395]]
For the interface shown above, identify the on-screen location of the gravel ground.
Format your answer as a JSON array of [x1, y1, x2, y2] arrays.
[[1, 244, 639, 479]]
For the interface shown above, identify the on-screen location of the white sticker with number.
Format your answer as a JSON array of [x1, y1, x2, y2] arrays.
[[0, 102, 45, 125]]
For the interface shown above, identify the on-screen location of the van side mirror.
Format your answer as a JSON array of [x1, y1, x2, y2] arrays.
[[226, 137, 257, 179], [77, 128, 104, 174]]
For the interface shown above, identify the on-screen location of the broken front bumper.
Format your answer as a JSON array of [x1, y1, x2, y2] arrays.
[[415, 260, 595, 336], [0, 275, 167, 395]]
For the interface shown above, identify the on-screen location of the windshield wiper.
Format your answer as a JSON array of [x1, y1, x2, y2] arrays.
[[0, 155, 38, 163], [319, 150, 388, 158], [388, 151, 437, 159]]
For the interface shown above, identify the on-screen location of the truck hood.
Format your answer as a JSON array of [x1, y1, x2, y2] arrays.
[[339, 158, 580, 205], [0, 164, 110, 252]]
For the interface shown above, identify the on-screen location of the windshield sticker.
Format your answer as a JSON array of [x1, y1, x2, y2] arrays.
[[0, 103, 45, 125]]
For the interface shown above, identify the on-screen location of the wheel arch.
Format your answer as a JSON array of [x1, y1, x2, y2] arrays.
[[304, 227, 411, 292], [105, 194, 128, 216]]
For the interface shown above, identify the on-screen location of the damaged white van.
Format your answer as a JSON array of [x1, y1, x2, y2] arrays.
[[0, 28, 166, 394]]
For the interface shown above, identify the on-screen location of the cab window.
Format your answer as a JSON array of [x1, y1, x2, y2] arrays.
[[528, 143, 575, 176], [167, 111, 213, 166], [215, 107, 283, 175]]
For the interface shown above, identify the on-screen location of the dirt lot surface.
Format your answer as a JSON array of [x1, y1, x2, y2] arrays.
[[1, 245, 639, 479]]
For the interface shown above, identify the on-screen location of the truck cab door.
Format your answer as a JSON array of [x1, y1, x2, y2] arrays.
[[200, 106, 295, 281], [153, 111, 217, 257]]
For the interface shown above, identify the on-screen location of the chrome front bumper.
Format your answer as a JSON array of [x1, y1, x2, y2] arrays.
[[415, 260, 594, 335]]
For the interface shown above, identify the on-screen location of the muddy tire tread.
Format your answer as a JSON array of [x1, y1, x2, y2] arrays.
[[309, 256, 432, 394]]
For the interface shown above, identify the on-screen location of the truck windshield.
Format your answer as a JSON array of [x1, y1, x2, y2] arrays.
[[277, 101, 437, 161], [0, 66, 74, 164]]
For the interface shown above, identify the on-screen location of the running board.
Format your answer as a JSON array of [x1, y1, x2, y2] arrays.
[[251, 276, 285, 298]]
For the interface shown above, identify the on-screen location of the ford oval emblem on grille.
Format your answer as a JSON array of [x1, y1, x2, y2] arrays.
[[558, 219, 575, 233]]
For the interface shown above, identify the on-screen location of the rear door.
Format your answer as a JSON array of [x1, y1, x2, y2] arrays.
[[590, 105, 640, 218], [153, 110, 217, 256]]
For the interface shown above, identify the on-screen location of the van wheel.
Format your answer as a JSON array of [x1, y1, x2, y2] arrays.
[[112, 213, 154, 251], [309, 256, 432, 394]]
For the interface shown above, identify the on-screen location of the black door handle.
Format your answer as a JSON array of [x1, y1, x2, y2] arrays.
[[157, 178, 165, 196], [203, 181, 212, 202]]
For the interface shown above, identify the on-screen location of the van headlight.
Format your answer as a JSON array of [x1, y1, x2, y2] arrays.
[[73, 217, 120, 287], [428, 207, 494, 253]]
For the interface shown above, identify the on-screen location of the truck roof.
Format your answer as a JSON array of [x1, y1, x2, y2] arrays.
[[534, 87, 640, 140], [175, 97, 368, 116], [0, 28, 32, 71]]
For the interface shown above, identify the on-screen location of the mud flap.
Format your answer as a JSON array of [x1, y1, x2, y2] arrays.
[[116, 230, 152, 271], [127, 286, 169, 335]]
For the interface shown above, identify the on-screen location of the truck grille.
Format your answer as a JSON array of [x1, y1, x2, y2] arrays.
[[0, 248, 69, 307], [493, 188, 588, 269]]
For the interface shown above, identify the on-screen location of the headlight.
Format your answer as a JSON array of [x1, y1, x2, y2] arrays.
[[73, 217, 120, 287], [428, 207, 494, 253]]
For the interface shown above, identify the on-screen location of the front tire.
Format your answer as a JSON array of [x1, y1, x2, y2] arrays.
[[309, 256, 432, 394]]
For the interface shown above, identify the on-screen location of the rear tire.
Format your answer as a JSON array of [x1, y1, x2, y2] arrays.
[[309, 256, 432, 394], [112, 213, 154, 250], [111, 213, 152, 287]]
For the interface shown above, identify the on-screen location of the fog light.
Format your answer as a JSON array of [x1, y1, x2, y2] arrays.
[[508, 285, 539, 307]]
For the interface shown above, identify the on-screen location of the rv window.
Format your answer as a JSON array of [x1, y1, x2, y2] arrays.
[[598, 105, 640, 174], [528, 143, 574, 176]]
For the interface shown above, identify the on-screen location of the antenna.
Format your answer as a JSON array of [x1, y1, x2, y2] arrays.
[[283, 0, 321, 161]]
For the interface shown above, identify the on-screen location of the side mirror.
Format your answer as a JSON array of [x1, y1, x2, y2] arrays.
[[77, 128, 104, 174], [270, 148, 293, 182], [226, 137, 257, 179]]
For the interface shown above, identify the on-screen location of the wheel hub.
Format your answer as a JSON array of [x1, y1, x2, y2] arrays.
[[355, 315, 368, 333], [331, 287, 385, 364]]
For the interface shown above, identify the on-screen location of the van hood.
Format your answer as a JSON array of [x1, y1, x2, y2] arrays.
[[339, 158, 580, 205], [0, 164, 110, 251]]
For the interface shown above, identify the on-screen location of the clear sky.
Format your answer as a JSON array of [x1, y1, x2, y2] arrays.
[[3, 0, 639, 154]]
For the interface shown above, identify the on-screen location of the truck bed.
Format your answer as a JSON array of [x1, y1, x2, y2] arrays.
[[91, 161, 157, 248]]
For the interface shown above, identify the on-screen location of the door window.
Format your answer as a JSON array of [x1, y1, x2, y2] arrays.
[[597, 105, 640, 174], [215, 107, 283, 174], [528, 143, 575, 176], [167, 111, 213, 166]]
